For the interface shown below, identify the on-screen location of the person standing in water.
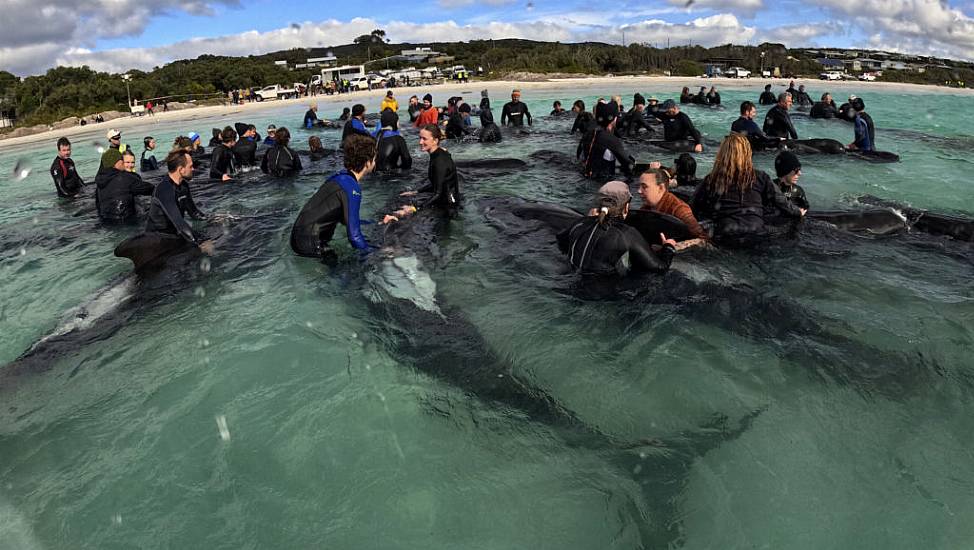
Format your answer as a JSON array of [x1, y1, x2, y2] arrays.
[[386, 124, 460, 222], [759, 84, 776, 106], [772, 151, 809, 210], [290, 134, 377, 261], [763, 93, 798, 140], [51, 137, 86, 198], [501, 89, 532, 127], [145, 149, 213, 253], [141, 137, 159, 172]]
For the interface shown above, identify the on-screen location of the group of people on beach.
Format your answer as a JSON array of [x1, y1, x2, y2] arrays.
[[47, 81, 877, 280]]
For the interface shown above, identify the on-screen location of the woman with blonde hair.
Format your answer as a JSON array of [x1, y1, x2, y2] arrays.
[[691, 133, 805, 245]]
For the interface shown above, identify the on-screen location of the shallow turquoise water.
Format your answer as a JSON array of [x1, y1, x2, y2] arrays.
[[1, 83, 973, 549]]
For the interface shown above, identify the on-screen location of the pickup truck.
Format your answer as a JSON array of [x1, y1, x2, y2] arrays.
[[254, 85, 298, 101], [820, 71, 843, 81]]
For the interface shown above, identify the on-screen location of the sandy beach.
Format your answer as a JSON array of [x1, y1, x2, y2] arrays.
[[2, 75, 971, 148]]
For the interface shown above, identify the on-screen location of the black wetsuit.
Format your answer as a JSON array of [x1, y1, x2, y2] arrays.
[[731, 117, 779, 150], [659, 112, 703, 143], [578, 128, 634, 179], [261, 144, 303, 177], [145, 176, 203, 243], [680, 93, 692, 104], [50, 156, 85, 197], [416, 148, 460, 215], [233, 137, 258, 166], [838, 102, 855, 122], [408, 104, 422, 123], [445, 111, 472, 139], [793, 90, 813, 107], [209, 143, 235, 180], [809, 101, 838, 119], [479, 104, 502, 143], [96, 168, 154, 223], [693, 91, 708, 105], [557, 216, 674, 276], [774, 178, 809, 210], [691, 170, 803, 244], [707, 92, 721, 106], [616, 108, 654, 137], [759, 91, 777, 106], [763, 105, 798, 139], [571, 112, 597, 135], [141, 149, 159, 172], [290, 170, 370, 258], [501, 101, 532, 127], [304, 109, 322, 128], [375, 130, 412, 171]]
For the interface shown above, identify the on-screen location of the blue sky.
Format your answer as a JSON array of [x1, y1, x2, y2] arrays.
[[2, 0, 973, 75]]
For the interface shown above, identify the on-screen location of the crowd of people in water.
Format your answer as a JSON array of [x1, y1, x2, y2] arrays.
[[47, 82, 884, 277]]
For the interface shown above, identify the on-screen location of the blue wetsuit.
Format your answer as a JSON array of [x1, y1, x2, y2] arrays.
[[854, 115, 874, 152], [290, 170, 370, 258], [342, 118, 369, 144]]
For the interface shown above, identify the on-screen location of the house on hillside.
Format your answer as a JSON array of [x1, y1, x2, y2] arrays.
[[818, 58, 845, 71]]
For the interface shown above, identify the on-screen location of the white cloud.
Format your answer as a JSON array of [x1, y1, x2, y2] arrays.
[[758, 21, 845, 47], [667, 0, 764, 16]]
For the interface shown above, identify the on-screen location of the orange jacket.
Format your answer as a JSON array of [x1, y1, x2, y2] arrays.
[[414, 107, 439, 128], [649, 191, 707, 239]]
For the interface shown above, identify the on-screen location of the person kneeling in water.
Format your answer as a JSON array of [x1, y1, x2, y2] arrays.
[[691, 134, 806, 246], [773, 151, 809, 210], [558, 181, 677, 275], [290, 134, 377, 261], [637, 168, 708, 248]]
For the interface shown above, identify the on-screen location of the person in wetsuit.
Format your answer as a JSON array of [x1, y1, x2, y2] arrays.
[[209, 126, 237, 181], [304, 103, 325, 129], [577, 101, 635, 180], [446, 100, 474, 140], [385, 124, 461, 222], [616, 93, 654, 138], [141, 137, 159, 172], [551, 101, 567, 116], [145, 149, 213, 252], [479, 92, 502, 143], [96, 149, 154, 223], [809, 92, 839, 119], [407, 95, 421, 123], [570, 100, 596, 135], [51, 137, 86, 198], [679, 87, 692, 104], [637, 168, 708, 245], [707, 86, 721, 106], [308, 136, 329, 162], [373, 110, 412, 171], [693, 86, 709, 105], [793, 84, 813, 107], [501, 89, 532, 127], [772, 151, 809, 210], [838, 95, 857, 122], [263, 125, 277, 146], [657, 100, 704, 152], [342, 104, 370, 146], [261, 127, 303, 177], [208, 128, 222, 148], [233, 125, 259, 167], [290, 134, 377, 260], [763, 93, 798, 139], [691, 133, 806, 246], [847, 97, 875, 153], [731, 101, 783, 150], [759, 84, 776, 106], [557, 180, 677, 276]]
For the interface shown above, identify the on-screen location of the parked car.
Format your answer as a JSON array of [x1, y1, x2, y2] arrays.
[[819, 71, 844, 81], [725, 66, 751, 78], [859, 73, 877, 81], [254, 85, 297, 101]]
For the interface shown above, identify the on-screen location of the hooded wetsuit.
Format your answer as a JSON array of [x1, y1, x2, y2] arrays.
[[557, 216, 674, 275], [96, 167, 154, 223], [290, 170, 370, 257], [763, 105, 798, 139], [261, 144, 303, 177], [145, 176, 202, 243], [577, 128, 635, 179], [479, 98, 502, 143], [374, 129, 412, 171], [501, 100, 532, 127], [50, 156, 85, 197]]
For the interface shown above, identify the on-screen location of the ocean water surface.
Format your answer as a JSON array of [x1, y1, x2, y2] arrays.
[[1, 82, 973, 549]]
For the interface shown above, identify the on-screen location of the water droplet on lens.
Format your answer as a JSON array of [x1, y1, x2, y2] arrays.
[[111, 513, 122, 525], [925, 113, 934, 120], [199, 258, 211, 273], [32, 217, 39, 224], [194, 287, 206, 297], [19, 247, 26, 256], [305, 321, 313, 328]]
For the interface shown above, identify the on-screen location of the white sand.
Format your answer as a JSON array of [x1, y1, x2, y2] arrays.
[[2, 75, 971, 148]]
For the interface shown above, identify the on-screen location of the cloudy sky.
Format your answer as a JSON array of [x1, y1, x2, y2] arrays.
[[2, 0, 974, 76]]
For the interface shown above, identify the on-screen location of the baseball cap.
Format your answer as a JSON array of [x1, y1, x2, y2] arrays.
[[106, 129, 121, 139], [597, 180, 632, 209]]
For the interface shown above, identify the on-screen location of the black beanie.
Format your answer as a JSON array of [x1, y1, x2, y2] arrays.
[[851, 97, 865, 111], [775, 151, 802, 177], [423, 93, 433, 103], [380, 109, 399, 130], [633, 93, 646, 106], [595, 101, 619, 126], [352, 104, 366, 116]]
